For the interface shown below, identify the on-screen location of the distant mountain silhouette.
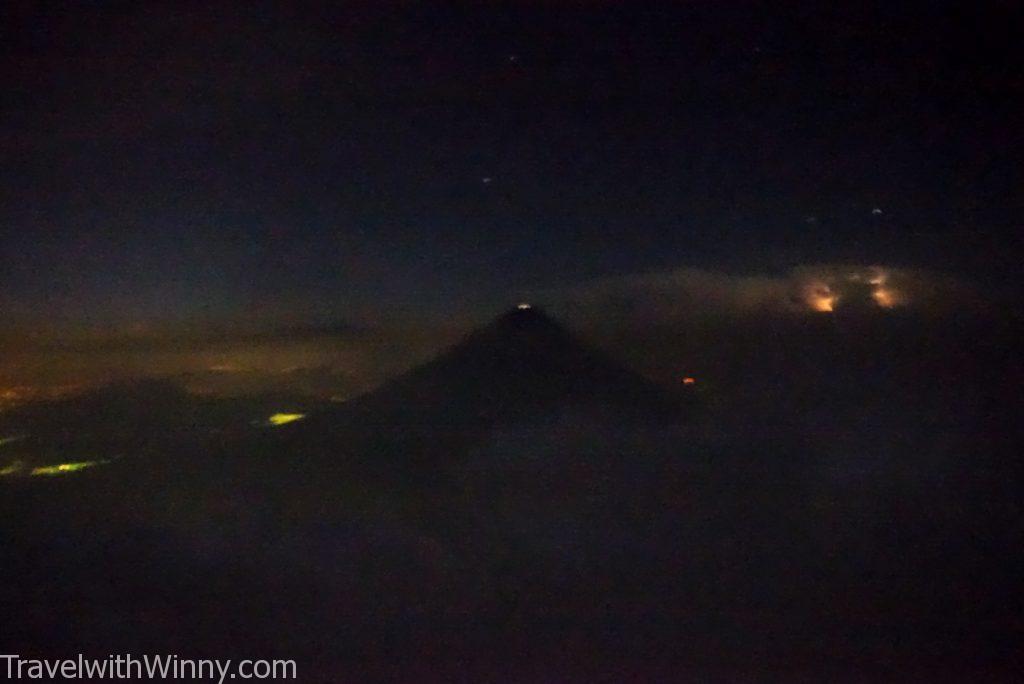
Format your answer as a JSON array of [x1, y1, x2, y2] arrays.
[[273, 306, 684, 479], [278, 306, 683, 476], [346, 305, 681, 426]]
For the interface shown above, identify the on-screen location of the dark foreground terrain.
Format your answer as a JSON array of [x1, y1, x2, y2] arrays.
[[1, 309, 1021, 682]]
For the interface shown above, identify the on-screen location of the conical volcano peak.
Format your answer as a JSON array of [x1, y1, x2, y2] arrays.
[[460, 303, 584, 355], [334, 305, 682, 429], [487, 303, 558, 330]]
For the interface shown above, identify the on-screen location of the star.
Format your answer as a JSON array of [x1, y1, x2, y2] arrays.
[[481, 177, 493, 184], [871, 207, 883, 215]]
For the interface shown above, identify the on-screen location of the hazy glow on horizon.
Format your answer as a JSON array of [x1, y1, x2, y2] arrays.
[[800, 267, 905, 313]]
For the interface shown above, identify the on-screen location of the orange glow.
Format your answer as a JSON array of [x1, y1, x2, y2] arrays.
[[0, 384, 85, 409], [809, 293, 836, 312], [801, 279, 837, 312], [873, 287, 896, 308], [797, 267, 912, 313], [682, 377, 696, 385]]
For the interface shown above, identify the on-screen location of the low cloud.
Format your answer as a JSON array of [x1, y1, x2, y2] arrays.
[[549, 264, 981, 329]]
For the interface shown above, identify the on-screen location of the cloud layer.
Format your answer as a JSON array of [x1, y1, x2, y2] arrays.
[[551, 264, 981, 328]]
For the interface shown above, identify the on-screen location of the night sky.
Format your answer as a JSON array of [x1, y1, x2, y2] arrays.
[[3, 7, 1022, 677], [1, 1, 1020, 331]]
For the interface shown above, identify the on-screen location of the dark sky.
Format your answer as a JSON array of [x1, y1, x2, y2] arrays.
[[2, 1, 1020, 328]]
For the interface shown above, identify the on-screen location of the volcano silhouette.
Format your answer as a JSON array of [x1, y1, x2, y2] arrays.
[[328, 305, 681, 433], [282, 306, 682, 474]]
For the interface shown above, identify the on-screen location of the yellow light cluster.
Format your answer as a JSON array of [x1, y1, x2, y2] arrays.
[[0, 461, 24, 476], [266, 413, 306, 427], [30, 460, 108, 476], [1, 459, 110, 478]]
